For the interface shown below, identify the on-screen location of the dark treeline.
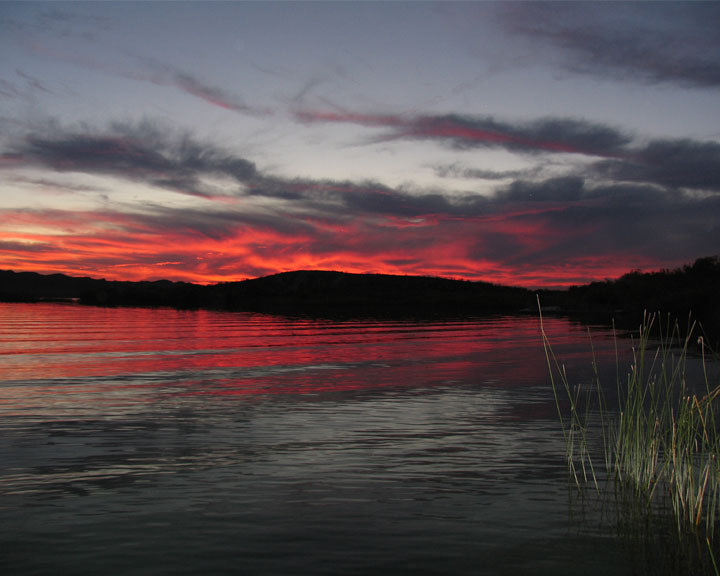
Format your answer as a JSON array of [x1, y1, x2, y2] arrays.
[[1, 256, 719, 338], [539, 255, 720, 342], [0, 269, 533, 318], [208, 270, 534, 318], [0, 270, 205, 309]]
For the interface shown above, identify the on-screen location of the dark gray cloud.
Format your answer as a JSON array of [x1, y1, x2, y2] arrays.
[[339, 184, 455, 218], [299, 110, 632, 157], [24, 134, 171, 175], [324, 110, 720, 194], [496, 116, 631, 156], [467, 178, 720, 273], [134, 56, 270, 116], [502, 2, 720, 88], [160, 70, 261, 115], [5, 118, 719, 216], [246, 178, 307, 201], [5, 122, 257, 199], [133, 203, 317, 241], [593, 139, 720, 192], [4, 121, 464, 221], [7, 175, 106, 194], [115, 175, 720, 277], [107, 122, 258, 182], [4, 119, 719, 284], [540, 185, 720, 262], [0, 239, 58, 254], [433, 163, 542, 181], [245, 176, 483, 220], [497, 176, 585, 203]]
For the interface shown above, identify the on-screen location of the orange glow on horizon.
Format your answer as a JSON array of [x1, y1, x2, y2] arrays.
[[0, 207, 673, 288], [0, 248, 658, 288]]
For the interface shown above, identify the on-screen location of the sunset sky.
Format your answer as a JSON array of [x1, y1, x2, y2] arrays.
[[1, 2, 719, 287]]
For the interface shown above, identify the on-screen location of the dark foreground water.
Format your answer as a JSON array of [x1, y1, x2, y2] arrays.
[[0, 303, 668, 575]]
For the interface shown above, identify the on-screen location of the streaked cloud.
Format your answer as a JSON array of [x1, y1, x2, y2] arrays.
[[297, 110, 632, 157], [1, 2, 718, 287], [135, 57, 272, 116], [593, 139, 720, 192], [4, 121, 257, 200], [501, 2, 720, 88], [2, 119, 718, 287], [433, 163, 541, 181]]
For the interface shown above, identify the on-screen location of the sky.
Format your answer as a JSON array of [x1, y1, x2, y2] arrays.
[[1, 1, 719, 288]]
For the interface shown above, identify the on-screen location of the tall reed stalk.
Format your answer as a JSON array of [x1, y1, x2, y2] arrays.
[[540, 306, 601, 492], [539, 301, 720, 539]]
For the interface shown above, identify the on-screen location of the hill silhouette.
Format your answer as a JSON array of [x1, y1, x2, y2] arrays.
[[207, 270, 533, 317], [1, 256, 719, 333], [0, 268, 533, 317]]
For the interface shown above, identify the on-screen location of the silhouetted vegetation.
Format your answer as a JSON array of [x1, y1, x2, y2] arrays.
[[554, 256, 720, 342], [0, 268, 533, 318], [542, 311, 720, 574], [0, 270, 204, 309], [2, 255, 719, 332], [205, 270, 534, 318]]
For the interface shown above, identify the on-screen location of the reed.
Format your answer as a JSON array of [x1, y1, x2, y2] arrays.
[[540, 302, 720, 539], [540, 307, 602, 492]]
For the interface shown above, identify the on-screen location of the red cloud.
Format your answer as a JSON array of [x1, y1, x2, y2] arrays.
[[0, 203, 674, 288]]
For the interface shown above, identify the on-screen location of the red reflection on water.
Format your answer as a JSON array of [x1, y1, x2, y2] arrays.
[[0, 303, 620, 414]]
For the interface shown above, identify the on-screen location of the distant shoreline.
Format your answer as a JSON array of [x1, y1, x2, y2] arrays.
[[2, 257, 719, 343]]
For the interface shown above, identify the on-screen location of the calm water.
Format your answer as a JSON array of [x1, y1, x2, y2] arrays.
[[0, 303, 646, 575]]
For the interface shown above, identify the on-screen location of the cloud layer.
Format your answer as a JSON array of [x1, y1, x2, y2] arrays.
[[1, 3, 718, 287], [2, 116, 719, 287], [296, 111, 633, 157], [501, 2, 720, 88]]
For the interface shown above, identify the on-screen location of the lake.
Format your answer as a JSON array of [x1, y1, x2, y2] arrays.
[[0, 302, 668, 575]]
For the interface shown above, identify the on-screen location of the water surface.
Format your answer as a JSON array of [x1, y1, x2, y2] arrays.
[[1, 303, 634, 575]]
